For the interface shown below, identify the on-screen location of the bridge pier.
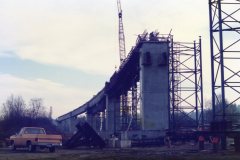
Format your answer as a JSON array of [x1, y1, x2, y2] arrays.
[[140, 42, 169, 132], [106, 95, 120, 137], [86, 112, 97, 131], [100, 111, 106, 131], [58, 116, 78, 134], [86, 113, 92, 126]]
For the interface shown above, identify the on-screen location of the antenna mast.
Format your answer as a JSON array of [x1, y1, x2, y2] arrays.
[[117, 0, 126, 64]]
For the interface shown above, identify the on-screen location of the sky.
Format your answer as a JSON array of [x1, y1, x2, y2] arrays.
[[0, 0, 211, 118]]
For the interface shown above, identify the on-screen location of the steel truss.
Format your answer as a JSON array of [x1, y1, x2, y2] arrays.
[[120, 82, 140, 131], [209, 0, 240, 121], [120, 94, 130, 130], [169, 37, 204, 130]]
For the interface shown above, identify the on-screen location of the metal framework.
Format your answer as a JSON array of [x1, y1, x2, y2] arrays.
[[120, 93, 130, 130], [169, 37, 204, 130], [117, 0, 126, 63], [120, 82, 140, 131], [130, 84, 139, 130], [209, 0, 240, 121]]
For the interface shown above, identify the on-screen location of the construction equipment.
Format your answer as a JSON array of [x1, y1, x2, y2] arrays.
[[117, 0, 131, 131], [117, 0, 126, 64]]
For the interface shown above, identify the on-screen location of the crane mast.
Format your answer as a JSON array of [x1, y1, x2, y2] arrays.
[[117, 0, 130, 131], [117, 0, 126, 64]]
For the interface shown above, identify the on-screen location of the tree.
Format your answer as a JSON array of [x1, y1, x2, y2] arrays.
[[204, 95, 240, 124], [2, 95, 26, 119], [27, 98, 46, 119]]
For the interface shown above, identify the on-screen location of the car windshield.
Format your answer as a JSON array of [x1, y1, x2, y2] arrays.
[[24, 128, 46, 134]]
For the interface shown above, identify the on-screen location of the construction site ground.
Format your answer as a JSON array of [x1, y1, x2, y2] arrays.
[[0, 143, 240, 160]]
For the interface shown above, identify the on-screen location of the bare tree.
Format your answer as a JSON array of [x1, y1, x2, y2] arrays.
[[2, 95, 26, 119], [27, 98, 46, 119]]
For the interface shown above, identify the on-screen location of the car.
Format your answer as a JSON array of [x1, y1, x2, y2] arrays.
[[10, 127, 62, 152]]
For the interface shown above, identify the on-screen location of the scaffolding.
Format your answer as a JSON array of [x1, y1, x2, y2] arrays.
[[209, 0, 240, 122], [120, 93, 130, 130], [169, 37, 204, 130], [120, 82, 141, 131]]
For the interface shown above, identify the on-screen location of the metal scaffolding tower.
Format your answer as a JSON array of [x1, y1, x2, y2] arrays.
[[130, 83, 139, 130], [120, 92, 130, 130], [169, 37, 204, 130], [209, 0, 240, 121], [120, 82, 140, 131]]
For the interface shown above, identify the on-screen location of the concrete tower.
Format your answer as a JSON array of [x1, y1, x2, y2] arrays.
[[140, 41, 169, 131]]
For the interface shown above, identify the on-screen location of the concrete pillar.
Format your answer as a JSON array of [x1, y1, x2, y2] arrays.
[[140, 42, 169, 131], [94, 113, 102, 131], [70, 117, 78, 133], [115, 99, 120, 131], [92, 114, 98, 131], [58, 120, 68, 134], [86, 113, 94, 127], [87, 112, 101, 131], [62, 117, 78, 134], [106, 95, 120, 135], [100, 111, 106, 131]]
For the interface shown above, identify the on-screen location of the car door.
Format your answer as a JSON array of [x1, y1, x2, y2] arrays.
[[14, 129, 24, 146]]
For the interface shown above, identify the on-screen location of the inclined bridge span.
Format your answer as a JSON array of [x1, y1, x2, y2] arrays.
[[57, 38, 143, 122]]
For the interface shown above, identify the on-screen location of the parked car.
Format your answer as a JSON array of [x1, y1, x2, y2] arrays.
[[10, 127, 62, 152]]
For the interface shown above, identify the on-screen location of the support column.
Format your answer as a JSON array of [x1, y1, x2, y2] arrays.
[[86, 112, 100, 131], [92, 114, 98, 131], [86, 112, 94, 127], [106, 95, 120, 135], [63, 117, 78, 134], [70, 117, 78, 133], [140, 42, 169, 131], [61, 120, 69, 134], [100, 111, 106, 131]]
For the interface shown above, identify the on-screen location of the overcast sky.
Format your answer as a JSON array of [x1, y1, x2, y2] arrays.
[[0, 0, 211, 118]]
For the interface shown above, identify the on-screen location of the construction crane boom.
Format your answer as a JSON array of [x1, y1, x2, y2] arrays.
[[117, 0, 126, 64]]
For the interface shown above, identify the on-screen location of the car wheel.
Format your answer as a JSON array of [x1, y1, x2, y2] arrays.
[[49, 147, 55, 153], [27, 142, 36, 152], [10, 141, 16, 151]]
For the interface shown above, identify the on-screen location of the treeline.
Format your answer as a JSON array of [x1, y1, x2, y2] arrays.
[[167, 97, 240, 128], [0, 95, 60, 140], [204, 97, 240, 124]]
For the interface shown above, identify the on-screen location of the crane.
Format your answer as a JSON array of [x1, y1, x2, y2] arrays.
[[117, 0, 126, 64], [117, 0, 129, 131]]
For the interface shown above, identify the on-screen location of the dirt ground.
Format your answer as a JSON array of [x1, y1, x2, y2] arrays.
[[0, 143, 240, 160]]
